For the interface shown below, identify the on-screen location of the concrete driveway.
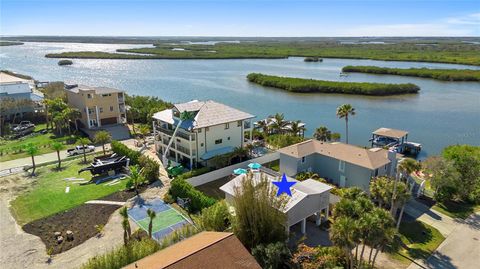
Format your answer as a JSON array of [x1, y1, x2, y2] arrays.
[[408, 213, 480, 269], [405, 199, 456, 237]]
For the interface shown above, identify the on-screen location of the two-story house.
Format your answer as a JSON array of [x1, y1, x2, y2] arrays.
[[279, 139, 398, 191], [65, 84, 127, 129], [153, 100, 255, 169]]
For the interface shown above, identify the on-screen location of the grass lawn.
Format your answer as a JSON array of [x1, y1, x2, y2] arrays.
[[264, 160, 280, 172], [389, 220, 445, 265], [10, 157, 128, 225], [0, 124, 82, 162], [432, 201, 480, 219]]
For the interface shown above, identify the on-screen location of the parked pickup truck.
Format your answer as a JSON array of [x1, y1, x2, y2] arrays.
[[67, 145, 95, 156]]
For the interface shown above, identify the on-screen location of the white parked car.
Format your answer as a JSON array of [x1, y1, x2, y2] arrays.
[[67, 145, 95, 156]]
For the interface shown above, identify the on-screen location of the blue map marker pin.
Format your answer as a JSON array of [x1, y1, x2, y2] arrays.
[[272, 173, 297, 197]]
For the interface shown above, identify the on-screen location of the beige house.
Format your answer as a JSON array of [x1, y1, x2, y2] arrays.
[[153, 100, 255, 169], [65, 84, 127, 129]]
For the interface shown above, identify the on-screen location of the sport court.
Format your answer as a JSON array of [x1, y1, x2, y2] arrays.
[[127, 199, 190, 241]]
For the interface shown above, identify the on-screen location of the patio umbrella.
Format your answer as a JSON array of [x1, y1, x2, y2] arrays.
[[233, 168, 248, 175], [248, 163, 262, 169]]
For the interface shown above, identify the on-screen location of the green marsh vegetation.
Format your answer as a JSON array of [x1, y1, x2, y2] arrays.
[[247, 73, 420, 96], [343, 65, 480, 81], [45, 41, 480, 65]]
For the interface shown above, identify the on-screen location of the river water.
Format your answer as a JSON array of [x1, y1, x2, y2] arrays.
[[1, 42, 479, 159]]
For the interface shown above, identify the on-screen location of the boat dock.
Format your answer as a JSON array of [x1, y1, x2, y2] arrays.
[[370, 127, 422, 156]]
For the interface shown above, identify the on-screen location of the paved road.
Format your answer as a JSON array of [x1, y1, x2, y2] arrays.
[[0, 145, 106, 171], [408, 213, 480, 269]]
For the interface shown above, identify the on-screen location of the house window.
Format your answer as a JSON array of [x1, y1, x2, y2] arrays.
[[110, 106, 114, 111], [102, 94, 111, 97], [87, 94, 92, 99], [200, 143, 204, 147], [99, 107, 103, 113], [215, 139, 222, 144], [227, 137, 231, 140], [237, 120, 242, 127], [375, 169, 379, 177], [339, 160, 345, 172], [225, 123, 229, 129], [205, 127, 209, 131], [301, 157, 306, 163], [197, 128, 202, 133]]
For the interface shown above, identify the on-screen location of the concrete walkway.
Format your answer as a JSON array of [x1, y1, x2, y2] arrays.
[[407, 213, 480, 269], [405, 199, 456, 237], [85, 200, 126, 206]]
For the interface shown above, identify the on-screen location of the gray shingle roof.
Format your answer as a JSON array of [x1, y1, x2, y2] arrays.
[[163, 100, 254, 129]]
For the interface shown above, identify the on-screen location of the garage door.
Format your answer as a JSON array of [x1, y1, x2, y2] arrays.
[[101, 117, 118, 125]]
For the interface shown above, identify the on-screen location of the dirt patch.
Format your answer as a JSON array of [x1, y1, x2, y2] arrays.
[[22, 189, 141, 255], [23, 203, 121, 255]]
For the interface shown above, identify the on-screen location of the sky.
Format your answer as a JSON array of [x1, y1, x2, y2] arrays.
[[1, 0, 479, 37]]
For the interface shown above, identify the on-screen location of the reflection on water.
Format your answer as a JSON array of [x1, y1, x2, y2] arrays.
[[1, 42, 479, 158]]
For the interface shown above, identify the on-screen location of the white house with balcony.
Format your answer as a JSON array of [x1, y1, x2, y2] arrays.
[[153, 100, 255, 169]]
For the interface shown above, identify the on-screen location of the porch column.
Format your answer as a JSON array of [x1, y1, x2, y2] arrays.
[[315, 211, 321, 226], [249, 124, 253, 142], [174, 139, 178, 163], [95, 106, 101, 127], [189, 134, 193, 169], [86, 106, 91, 128], [153, 120, 157, 153], [325, 205, 330, 221], [301, 218, 306, 234], [285, 224, 290, 236]]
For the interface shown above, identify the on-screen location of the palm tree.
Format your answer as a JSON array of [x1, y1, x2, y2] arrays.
[[119, 207, 131, 244], [256, 119, 270, 135], [77, 137, 91, 163], [147, 208, 156, 238], [336, 104, 356, 144], [52, 112, 65, 136], [128, 165, 144, 196], [314, 126, 332, 142], [94, 130, 111, 155], [62, 107, 73, 135], [330, 216, 356, 269], [331, 132, 341, 142], [367, 208, 395, 267], [270, 113, 288, 134], [138, 124, 150, 144], [51, 142, 65, 169], [25, 143, 39, 176], [289, 120, 306, 137], [394, 182, 411, 230], [68, 108, 82, 132], [127, 107, 138, 134]]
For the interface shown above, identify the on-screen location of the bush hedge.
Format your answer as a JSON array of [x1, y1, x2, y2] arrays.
[[111, 141, 159, 182], [247, 73, 420, 96], [169, 178, 216, 213], [342, 65, 480, 82]]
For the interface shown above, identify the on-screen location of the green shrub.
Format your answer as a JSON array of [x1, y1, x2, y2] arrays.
[[247, 73, 420, 96], [252, 242, 292, 269], [163, 193, 175, 204], [111, 141, 141, 164], [139, 155, 159, 183], [266, 134, 304, 149], [197, 200, 230, 232], [80, 238, 160, 269], [176, 166, 212, 180], [111, 141, 158, 182], [342, 65, 480, 82], [169, 179, 216, 213]]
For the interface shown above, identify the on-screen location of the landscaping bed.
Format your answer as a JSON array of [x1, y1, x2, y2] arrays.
[[22, 189, 139, 255]]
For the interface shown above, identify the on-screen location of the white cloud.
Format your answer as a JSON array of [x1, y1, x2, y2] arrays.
[[339, 12, 480, 36]]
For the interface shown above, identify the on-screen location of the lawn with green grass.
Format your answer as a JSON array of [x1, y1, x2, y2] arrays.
[[0, 124, 82, 162], [432, 201, 480, 219], [10, 157, 128, 225], [389, 220, 445, 265]]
